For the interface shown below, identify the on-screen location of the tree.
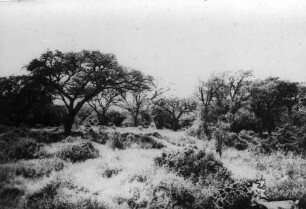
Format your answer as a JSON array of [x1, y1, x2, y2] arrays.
[[27, 50, 152, 134], [0, 75, 53, 126], [250, 77, 282, 135], [195, 74, 226, 133], [88, 89, 120, 125], [153, 97, 197, 130], [226, 70, 252, 114], [276, 80, 299, 117], [120, 87, 165, 126]]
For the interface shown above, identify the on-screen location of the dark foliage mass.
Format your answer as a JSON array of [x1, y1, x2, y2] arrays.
[[155, 148, 231, 184], [56, 142, 99, 163], [192, 71, 306, 155], [108, 132, 165, 150]]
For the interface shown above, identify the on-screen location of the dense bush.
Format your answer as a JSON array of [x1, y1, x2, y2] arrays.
[[148, 181, 196, 209], [4, 138, 43, 160], [56, 142, 99, 162], [155, 148, 231, 184], [0, 186, 24, 208], [107, 110, 126, 126], [152, 107, 173, 129]]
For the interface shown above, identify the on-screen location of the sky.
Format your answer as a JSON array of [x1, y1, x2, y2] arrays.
[[0, 0, 306, 97]]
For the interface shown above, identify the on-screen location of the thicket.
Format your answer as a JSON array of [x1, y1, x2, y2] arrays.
[[193, 71, 306, 155]]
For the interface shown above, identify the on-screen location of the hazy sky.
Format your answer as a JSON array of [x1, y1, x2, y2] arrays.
[[0, 0, 306, 97]]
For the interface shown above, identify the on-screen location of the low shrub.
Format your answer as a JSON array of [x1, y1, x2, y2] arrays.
[[98, 163, 122, 178], [235, 141, 248, 150], [0, 186, 24, 208], [148, 181, 195, 209], [109, 132, 165, 150], [15, 158, 65, 178], [265, 179, 305, 201], [6, 138, 43, 160], [26, 179, 107, 209], [56, 142, 99, 163], [108, 110, 126, 127], [155, 148, 231, 184], [137, 135, 165, 149], [85, 129, 108, 144], [28, 131, 66, 143], [108, 132, 124, 150]]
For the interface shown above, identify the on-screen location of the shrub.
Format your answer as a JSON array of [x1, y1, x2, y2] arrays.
[[6, 138, 43, 160], [108, 132, 124, 150], [137, 135, 165, 149], [26, 179, 107, 209], [265, 179, 305, 201], [28, 131, 66, 143], [15, 158, 65, 178], [85, 129, 108, 144], [148, 181, 195, 209], [155, 148, 231, 184], [56, 142, 99, 162], [0, 186, 24, 208], [98, 163, 122, 178], [235, 142, 248, 150], [107, 110, 126, 126], [109, 132, 165, 150]]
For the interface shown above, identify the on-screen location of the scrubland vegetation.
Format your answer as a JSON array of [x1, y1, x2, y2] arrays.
[[0, 50, 306, 209]]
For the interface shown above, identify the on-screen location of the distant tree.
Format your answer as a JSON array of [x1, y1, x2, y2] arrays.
[[88, 89, 120, 125], [153, 97, 197, 130], [195, 74, 226, 133], [120, 87, 165, 126], [27, 50, 152, 134], [276, 80, 299, 117], [226, 70, 252, 114], [250, 77, 282, 135]]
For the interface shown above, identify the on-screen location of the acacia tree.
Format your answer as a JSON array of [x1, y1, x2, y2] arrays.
[[27, 50, 152, 134], [153, 97, 197, 130], [88, 89, 120, 125]]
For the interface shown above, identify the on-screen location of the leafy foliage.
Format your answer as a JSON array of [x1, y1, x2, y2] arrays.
[[155, 148, 231, 184], [27, 50, 152, 134], [56, 142, 99, 162]]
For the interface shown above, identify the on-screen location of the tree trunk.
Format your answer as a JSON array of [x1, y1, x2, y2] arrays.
[[64, 113, 75, 135], [171, 119, 178, 131], [133, 115, 138, 126]]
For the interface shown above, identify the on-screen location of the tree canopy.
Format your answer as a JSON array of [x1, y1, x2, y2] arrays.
[[26, 50, 152, 134]]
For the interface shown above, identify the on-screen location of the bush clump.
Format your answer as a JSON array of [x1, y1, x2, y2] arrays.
[[6, 138, 43, 160], [0, 186, 24, 208], [26, 180, 106, 209], [109, 132, 165, 150], [15, 158, 65, 178], [56, 142, 99, 163], [155, 148, 231, 184], [148, 181, 196, 209]]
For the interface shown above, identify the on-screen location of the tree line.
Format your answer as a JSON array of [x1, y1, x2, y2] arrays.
[[0, 50, 306, 149], [0, 50, 196, 134]]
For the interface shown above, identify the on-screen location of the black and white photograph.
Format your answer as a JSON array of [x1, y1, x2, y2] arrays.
[[0, 0, 306, 208]]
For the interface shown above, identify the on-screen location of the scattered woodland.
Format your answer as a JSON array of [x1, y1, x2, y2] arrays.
[[0, 50, 306, 209]]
